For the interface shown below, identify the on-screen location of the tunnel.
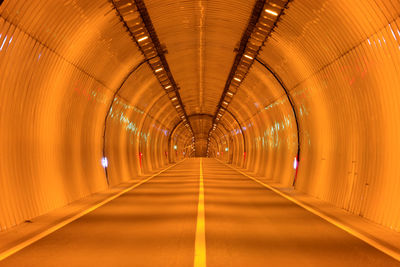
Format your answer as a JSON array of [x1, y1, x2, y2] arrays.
[[0, 0, 400, 266]]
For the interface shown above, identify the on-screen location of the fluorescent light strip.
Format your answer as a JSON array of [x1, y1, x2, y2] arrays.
[[234, 77, 241, 82], [113, 0, 194, 139], [265, 9, 278, 16], [138, 36, 149, 42]]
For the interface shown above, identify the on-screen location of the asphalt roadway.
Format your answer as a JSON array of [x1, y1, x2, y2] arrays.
[[0, 158, 399, 266]]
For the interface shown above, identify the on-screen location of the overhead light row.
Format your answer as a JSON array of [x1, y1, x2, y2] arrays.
[[209, 0, 290, 139], [111, 0, 193, 133]]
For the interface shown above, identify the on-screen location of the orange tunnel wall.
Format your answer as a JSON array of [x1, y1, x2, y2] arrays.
[[216, 0, 400, 231], [0, 0, 178, 230]]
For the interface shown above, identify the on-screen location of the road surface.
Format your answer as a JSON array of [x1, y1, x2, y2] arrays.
[[0, 158, 399, 266]]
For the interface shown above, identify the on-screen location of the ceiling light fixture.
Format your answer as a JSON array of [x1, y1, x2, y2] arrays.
[[265, 9, 278, 16], [138, 36, 148, 42], [111, 0, 194, 135], [207, 0, 290, 150]]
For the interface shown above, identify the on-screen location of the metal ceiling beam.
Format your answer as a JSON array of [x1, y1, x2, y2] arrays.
[[207, 0, 292, 155], [110, 0, 194, 137]]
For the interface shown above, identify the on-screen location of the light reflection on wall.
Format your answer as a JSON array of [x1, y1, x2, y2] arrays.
[[108, 98, 156, 144], [254, 97, 297, 150], [72, 88, 169, 145], [74, 84, 108, 104]]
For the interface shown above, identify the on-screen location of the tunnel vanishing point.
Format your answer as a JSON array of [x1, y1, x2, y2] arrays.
[[1, 0, 400, 266]]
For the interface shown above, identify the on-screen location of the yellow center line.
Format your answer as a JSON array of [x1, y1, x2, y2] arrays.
[[0, 159, 185, 262], [216, 158, 400, 263], [194, 158, 206, 267]]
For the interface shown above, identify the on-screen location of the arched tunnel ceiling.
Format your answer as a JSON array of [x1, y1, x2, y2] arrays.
[[189, 114, 213, 140], [145, 0, 256, 116], [132, 0, 277, 155]]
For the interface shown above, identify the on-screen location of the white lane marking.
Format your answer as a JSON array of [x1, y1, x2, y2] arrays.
[[194, 158, 206, 267], [0, 160, 185, 261], [218, 159, 400, 262]]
